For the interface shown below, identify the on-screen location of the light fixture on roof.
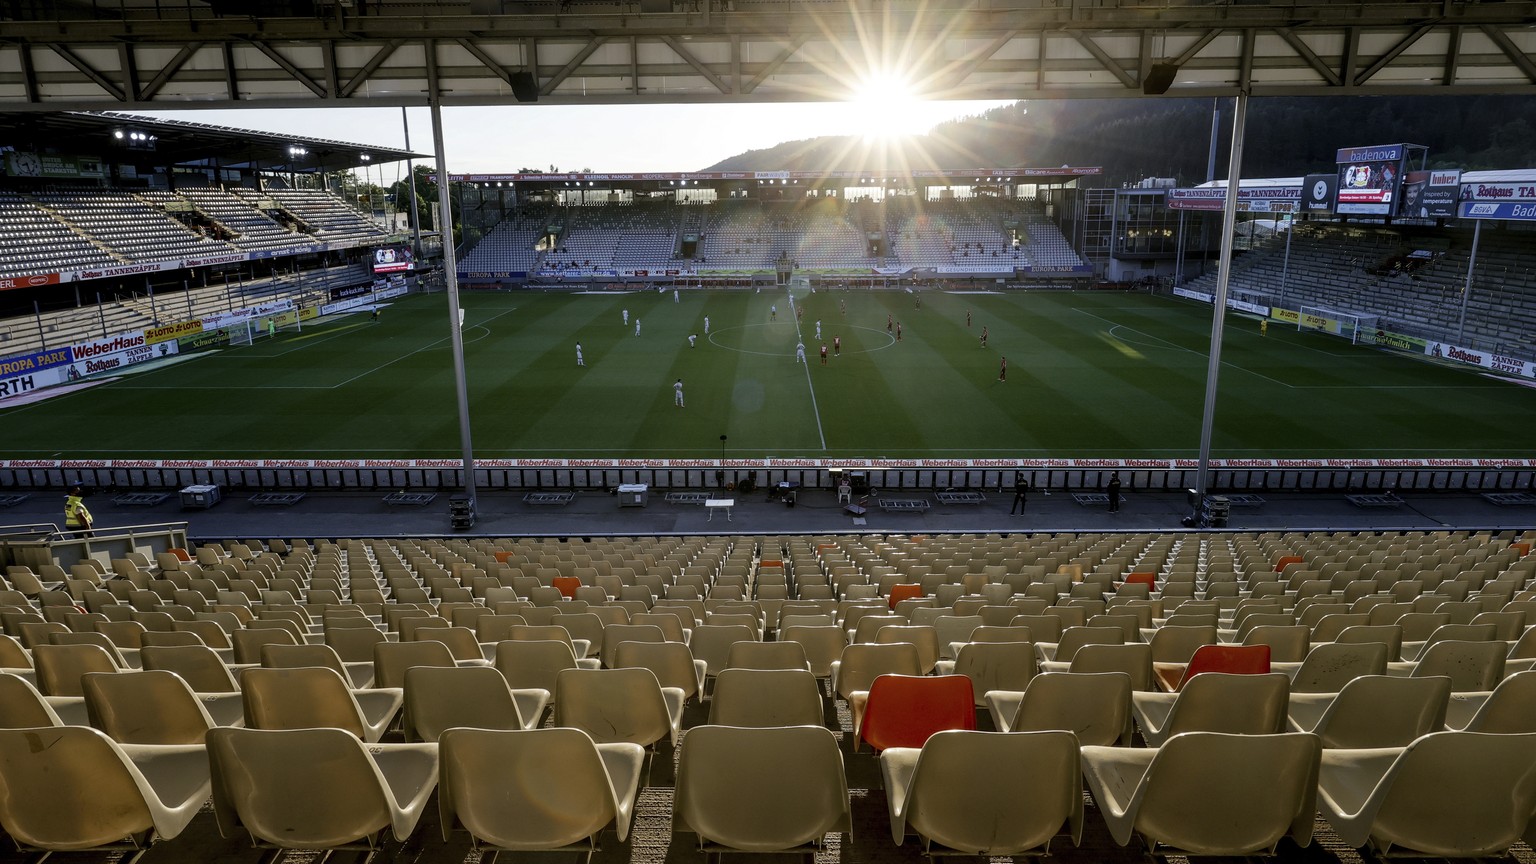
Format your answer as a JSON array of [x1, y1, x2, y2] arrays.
[[360, 154, 372, 162], [288, 146, 307, 157]]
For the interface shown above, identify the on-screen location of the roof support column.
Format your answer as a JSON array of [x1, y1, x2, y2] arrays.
[[427, 47, 479, 516], [1192, 85, 1249, 520]]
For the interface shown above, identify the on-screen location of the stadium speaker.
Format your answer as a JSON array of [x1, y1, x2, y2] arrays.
[[1143, 63, 1179, 95], [511, 71, 539, 103]]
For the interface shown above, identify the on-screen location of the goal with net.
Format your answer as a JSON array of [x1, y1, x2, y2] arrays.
[[228, 310, 304, 346], [1297, 305, 1380, 345]]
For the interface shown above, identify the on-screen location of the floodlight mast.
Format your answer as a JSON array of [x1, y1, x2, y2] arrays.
[[1192, 85, 1250, 523], [428, 89, 478, 509]]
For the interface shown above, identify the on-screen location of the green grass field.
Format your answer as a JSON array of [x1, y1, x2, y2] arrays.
[[3, 288, 1534, 460]]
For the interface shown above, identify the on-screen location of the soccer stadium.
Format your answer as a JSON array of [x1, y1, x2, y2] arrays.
[[1, 2, 1536, 863]]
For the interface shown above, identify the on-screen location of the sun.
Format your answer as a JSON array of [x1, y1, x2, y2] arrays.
[[848, 71, 931, 140]]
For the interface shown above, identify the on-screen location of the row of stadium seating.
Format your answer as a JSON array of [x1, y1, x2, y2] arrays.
[[458, 198, 1087, 276], [1184, 222, 1536, 358], [0, 184, 390, 279], [0, 529, 1534, 861]]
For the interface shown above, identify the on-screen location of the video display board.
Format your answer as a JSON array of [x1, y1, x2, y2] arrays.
[[1335, 144, 1406, 216]]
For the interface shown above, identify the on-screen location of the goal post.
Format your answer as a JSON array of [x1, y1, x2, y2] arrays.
[[1297, 305, 1379, 345]]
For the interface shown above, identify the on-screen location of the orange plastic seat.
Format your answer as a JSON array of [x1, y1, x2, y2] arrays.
[[1272, 555, 1303, 573], [858, 674, 975, 753], [1158, 643, 1270, 692], [169, 548, 192, 562], [551, 577, 581, 599], [887, 584, 924, 610], [1124, 573, 1157, 588]]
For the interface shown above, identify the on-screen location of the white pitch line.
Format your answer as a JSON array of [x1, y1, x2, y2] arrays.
[[790, 294, 828, 451]]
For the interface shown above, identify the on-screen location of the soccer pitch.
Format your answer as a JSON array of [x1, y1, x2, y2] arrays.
[[3, 288, 1533, 461]]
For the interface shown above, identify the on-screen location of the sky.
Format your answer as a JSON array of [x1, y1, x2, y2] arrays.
[[139, 98, 1014, 179]]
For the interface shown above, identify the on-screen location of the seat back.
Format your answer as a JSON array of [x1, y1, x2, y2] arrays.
[[950, 642, 1036, 706], [241, 666, 365, 738], [372, 639, 456, 690], [1367, 731, 1536, 857], [708, 668, 823, 727], [231, 628, 298, 665], [33, 642, 118, 697], [0, 726, 156, 849], [724, 640, 808, 672], [1289, 641, 1390, 693], [1175, 643, 1271, 690], [1069, 643, 1154, 692], [599, 624, 665, 670], [261, 643, 351, 681], [896, 730, 1082, 855], [873, 625, 940, 674], [554, 667, 672, 747], [1462, 670, 1536, 733], [1412, 639, 1506, 691], [834, 643, 922, 701], [1149, 625, 1217, 664], [439, 727, 626, 850], [1165, 672, 1289, 738], [674, 725, 849, 852], [207, 726, 392, 850], [493, 640, 579, 700], [859, 674, 975, 752], [0, 672, 66, 728], [1336, 624, 1404, 659], [1309, 674, 1451, 748], [405, 665, 525, 741], [779, 625, 847, 679], [140, 644, 240, 693], [1011, 671, 1132, 747], [82, 669, 215, 745], [1051, 625, 1124, 663], [1131, 731, 1321, 855], [688, 624, 757, 679], [613, 640, 700, 702]]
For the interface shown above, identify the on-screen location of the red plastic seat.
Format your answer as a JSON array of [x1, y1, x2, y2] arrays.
[[1272, 555, 1304, 573], [1160, 643, 1271, 692], [1123, 572, 1157, 588], [887, 584, 924, 610], [858, 674, 975, 752], [551, 576, 581, 599]]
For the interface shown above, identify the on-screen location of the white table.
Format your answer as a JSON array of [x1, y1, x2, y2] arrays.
[[706, 498, 735, 521]]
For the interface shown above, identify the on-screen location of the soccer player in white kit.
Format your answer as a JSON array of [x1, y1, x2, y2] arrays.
[[795, 340, 806, 364], [673, 289, 679, 303], [688, 334, 697, 348], [815, 320, 821, 340], [674, 379, 685, 408], [576, 343, 584, 366], [704, 316, 710, 335], [623, 309, 629, 325], [635, 319, 641, 337]]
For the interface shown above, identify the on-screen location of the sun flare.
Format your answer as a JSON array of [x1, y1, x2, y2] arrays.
[[848, 71, 930, 140]]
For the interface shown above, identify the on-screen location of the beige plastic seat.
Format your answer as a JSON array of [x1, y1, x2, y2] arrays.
[[1445, 669, 1536, 732], [1244, 624, 1310, 663], [372, 639, 461, 690], [688, 623, 758, 682], [829, 642, 922, 704], [1081, 731, 1321, 856], [1148, 624, 1218, 664], [1335, 624, 1404, 660], [1285, 641, 1390, 693], [241, 666, 403, 743], [208, 726, 438, 861], [502, 623, 592, 660], [492, 639, 596, 705], [0, 671, 85, 727], [139, 644, 241, 694], [724, 639, 809, 672], [403, 665, 549, 741], [940, 641, 1036, 706], [0, 725, 211, 864], [1062, 642, 1154, 692], [82, 668, 231, 744], [881, 729, 1080, 855], [1035, 625, 1124, 664], [262, 642, 375, 689], [613, 639, 707, 703], [1316, 731, 1536, 857], [1132, 672, 1290, 746], [985, 671, 1133, 746], [599, 623, 666, 670], [1410, 639, 1506, 691], [873, 624, 941, 674], [439, 727, 644, 857], [707, 668, 824, 727], [555, 667, 685, 748], [1287, 674, 1451, 748], [33, 642, 119, 697], [779, 624, 849, 684], [674, 725, 850, 855]]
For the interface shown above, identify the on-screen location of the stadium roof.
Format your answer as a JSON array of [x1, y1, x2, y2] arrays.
[[0, 111, 425, 173], [0, 2, 1534, 111]]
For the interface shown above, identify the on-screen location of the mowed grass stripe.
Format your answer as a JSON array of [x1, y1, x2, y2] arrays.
[[2, 289, 1534, 459]]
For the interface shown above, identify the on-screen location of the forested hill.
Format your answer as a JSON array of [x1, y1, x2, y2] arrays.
[[703, 95, 1536, 184]]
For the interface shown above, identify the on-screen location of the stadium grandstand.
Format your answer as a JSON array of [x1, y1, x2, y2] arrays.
[[4, 2, 1536, 864]]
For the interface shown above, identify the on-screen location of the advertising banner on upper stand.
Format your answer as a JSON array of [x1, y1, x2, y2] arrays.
[[1400, 170, 1461, 219]]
